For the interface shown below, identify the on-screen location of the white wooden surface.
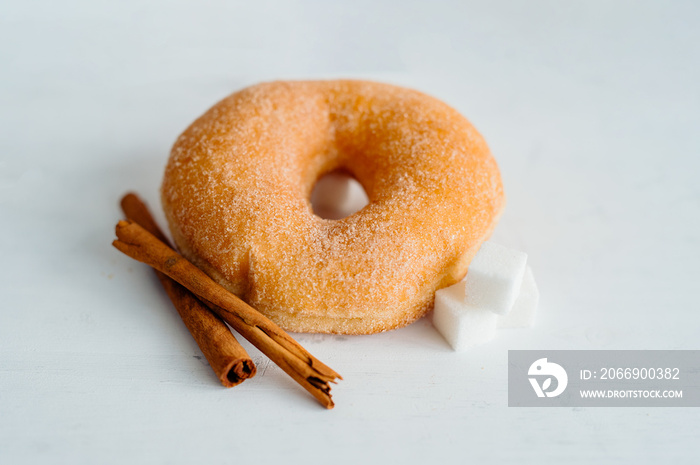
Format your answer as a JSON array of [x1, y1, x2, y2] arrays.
[[1, 1, 699, 463]]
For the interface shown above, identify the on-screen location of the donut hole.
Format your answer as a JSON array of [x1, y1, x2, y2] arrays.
[[310, 170, 369, 220]]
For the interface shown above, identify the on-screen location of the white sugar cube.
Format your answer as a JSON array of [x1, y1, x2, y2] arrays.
[[498, 266, 539, 328], [311, 173, 351, 211], [463, 242, 528, 315], [432, 282, 498, 351], [344, 176, 370, 215], [311, 172, 369, 219]]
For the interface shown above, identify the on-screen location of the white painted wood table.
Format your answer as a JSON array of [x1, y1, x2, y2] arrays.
[[1, 1, 699, 463]]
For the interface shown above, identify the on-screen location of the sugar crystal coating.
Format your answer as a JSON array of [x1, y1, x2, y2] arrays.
[[161, 80, 504, 334]]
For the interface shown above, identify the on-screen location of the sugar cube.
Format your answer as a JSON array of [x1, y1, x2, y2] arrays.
[[432, 282, 498, 351], [463, 242, 528, 315], [498, 266, 539, 328], [311, 173, 351, 213], [310, 172, 368, 219]]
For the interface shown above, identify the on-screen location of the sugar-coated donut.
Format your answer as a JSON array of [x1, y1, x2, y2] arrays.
[[161, 80, 504, 334]]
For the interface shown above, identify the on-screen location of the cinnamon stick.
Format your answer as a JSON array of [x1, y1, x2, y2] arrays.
[[120, 193, 255, 387], [112, 219, 341, 408]]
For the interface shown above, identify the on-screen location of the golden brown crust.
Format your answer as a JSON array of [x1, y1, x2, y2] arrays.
[[162, 80, 504, 334]]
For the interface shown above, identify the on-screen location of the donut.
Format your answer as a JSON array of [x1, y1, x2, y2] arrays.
[[161, 80, 504, 334]]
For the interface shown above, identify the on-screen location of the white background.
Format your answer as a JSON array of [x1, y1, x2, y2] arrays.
[[2, 1, 699, 463]]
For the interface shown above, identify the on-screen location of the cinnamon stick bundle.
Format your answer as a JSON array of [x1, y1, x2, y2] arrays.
[[113, 219, 341, 408], [120, 193, 255, 387]]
